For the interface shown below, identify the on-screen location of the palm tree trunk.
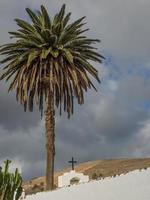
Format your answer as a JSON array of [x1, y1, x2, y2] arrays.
[[45, 92, 55, 191]]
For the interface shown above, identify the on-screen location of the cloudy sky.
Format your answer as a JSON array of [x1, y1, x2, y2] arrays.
[[0, 0, 150, 180]]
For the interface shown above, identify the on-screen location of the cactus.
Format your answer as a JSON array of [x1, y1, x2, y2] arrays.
[[0, 160, 22, 200]]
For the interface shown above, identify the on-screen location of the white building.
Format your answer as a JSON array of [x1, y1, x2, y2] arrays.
[[58, 170, 89, 188]]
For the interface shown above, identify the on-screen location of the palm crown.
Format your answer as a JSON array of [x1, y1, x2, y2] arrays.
[[0, 4, 104, 117]]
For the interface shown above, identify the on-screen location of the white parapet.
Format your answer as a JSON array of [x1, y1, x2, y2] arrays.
[[25, 168, 150, 200], [58, 170, 89, 188]]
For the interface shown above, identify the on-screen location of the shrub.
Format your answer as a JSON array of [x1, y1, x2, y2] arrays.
[[0, 160, 22, 200], [32, 184, 38, 189], [99, 173, 103, 178], [40, 182, 44, 186], [92, 173, 98, 180], [32, 184, 41, 194]]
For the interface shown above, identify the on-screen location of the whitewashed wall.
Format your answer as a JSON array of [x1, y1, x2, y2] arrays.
[[25, 168, 150, 200], [58, 170, 89, 187]]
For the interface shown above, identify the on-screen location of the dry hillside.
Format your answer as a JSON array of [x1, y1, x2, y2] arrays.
[[23, 158, 150, 194]]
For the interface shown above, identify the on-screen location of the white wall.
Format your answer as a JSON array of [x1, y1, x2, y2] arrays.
[[58, 170, 89, 187], [26, 169, 150, 200]]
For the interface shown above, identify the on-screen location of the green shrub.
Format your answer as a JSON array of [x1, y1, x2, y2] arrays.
[[92, 173, 98, 180], [40, 182, 44, 186], [99, 173, 103, 178], [0, 160, 22, 200]]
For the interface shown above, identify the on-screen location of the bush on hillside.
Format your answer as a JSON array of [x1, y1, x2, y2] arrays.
[[92, 173, 98, 180], [99, 173, 103, 179]]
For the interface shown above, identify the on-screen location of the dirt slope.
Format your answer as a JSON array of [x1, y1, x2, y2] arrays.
[[23, 158, 150, 194]]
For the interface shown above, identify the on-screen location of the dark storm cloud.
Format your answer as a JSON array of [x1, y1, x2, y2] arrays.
[[0, 82, 40, 130], [0, 121, 45, 180], [0, 0, 150, 180]]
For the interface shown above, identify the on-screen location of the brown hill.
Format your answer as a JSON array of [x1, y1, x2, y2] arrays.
[[23, 158, 150, 194]]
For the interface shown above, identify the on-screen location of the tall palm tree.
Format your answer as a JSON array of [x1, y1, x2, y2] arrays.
[[0, 4, 104, 190]]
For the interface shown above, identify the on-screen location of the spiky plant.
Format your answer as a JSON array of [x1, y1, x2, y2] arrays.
[[0, 160, 22, 200], [0, 4, 104, 190]]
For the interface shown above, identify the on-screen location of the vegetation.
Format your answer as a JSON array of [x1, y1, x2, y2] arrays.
[[0, 4, 104, 190], [92, 173, 98, 180], [0, 160, 22, 200], [99, 173, 103, 179]]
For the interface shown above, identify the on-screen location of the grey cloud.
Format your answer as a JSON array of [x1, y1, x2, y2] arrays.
[[1, 0, 150, 66], [0, 75, 149, 180], [0, 122, 45, 180], [0, 82, 40, 130]]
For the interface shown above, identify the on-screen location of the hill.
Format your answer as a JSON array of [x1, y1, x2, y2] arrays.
[[23, 158, 150, 194]]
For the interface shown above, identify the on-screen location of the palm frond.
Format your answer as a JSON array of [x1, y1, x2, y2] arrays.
[[0, 4, 104, 117]]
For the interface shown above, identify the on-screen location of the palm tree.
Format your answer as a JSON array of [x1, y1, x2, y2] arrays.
[[0, 4, 104, 190]]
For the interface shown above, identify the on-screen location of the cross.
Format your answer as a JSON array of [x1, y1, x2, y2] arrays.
[[68, 157, 77, 170]]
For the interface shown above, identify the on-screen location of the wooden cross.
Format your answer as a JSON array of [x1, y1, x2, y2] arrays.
[[68, 157, 77, 170]]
